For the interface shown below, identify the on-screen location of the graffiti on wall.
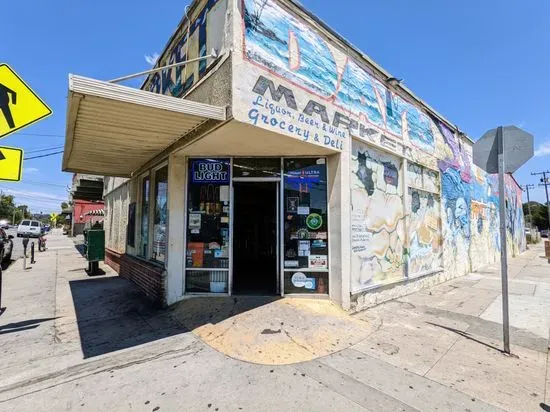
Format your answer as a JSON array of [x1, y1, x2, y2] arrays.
[[406, 162, 442, 275], [238, 0, 435, 155], [505, 176, 527, 255], [351, 141, 405, 292], [469, 201, 498, 270], [408, 188, 442, 274], [143, 0, 227, 96], [236, 0, 527, 292]]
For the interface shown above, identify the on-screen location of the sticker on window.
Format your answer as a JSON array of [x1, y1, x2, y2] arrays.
[[309, 255, 328, 269]]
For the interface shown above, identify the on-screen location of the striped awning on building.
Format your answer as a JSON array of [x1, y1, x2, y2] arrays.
[[83, 209, 105, 217]]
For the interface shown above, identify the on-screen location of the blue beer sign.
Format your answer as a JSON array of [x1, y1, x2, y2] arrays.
[[191, 159, 230, 184]]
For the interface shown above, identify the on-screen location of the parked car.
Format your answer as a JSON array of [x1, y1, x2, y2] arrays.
[[0, 228, 14, 262], [17, 220, 43, 238], [541, 229, 549, 238], [0, 219, 9, 229]]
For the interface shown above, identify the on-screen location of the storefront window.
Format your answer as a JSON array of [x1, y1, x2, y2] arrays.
[[283, 158, 329, 294], [140, 176, 150, 257], [153, 166, 168, 263], [233, 158, 281, 178], [185, 159, 231, 293]]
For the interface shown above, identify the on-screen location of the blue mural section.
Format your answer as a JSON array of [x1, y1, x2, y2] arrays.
[[438, 116, 525, 269], [242, 0, 435, 153], [145, 0, 224, 97], [244, 0, 338, 98], [335, 60, 384, 128], [441, 167, 471, 242], [240, 0, 526, 280]]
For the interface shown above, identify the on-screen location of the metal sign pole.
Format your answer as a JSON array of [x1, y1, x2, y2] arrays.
[[497, 126, 511, 354], [474, 124, 534, 355]]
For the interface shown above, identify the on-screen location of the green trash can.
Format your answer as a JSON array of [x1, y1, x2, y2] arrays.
[[85, 229, 105, 275]]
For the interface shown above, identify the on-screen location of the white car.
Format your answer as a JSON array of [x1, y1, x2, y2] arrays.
[[17, 220, 43, 238]]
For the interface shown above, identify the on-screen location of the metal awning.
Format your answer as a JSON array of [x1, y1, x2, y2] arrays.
[[84, 209, 105, 217], [63, 75, 227, 177]]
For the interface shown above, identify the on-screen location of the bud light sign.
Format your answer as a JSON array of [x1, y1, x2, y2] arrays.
[[191, 159, 230, 184]]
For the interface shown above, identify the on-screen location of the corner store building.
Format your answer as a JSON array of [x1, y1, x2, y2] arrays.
[[62, 0, 526, 310]]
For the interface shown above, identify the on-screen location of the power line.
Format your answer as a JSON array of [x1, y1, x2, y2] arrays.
[[0, 194, 64, 204], [16, 180, 69, 188], [24, 150, 64, 160], [0, 190, 67, 202], [26, 145, 64, 154], [10, 133, 64, 138]]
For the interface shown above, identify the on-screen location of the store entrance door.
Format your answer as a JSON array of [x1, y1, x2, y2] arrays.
[[233, 182, 278, 295]]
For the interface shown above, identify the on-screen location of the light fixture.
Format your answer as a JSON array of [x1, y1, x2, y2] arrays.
[[386, 77, 403, 86]]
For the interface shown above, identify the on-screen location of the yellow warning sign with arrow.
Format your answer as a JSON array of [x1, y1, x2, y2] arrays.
[[0, 146, 23, 182], [0, 64, 52, 138]]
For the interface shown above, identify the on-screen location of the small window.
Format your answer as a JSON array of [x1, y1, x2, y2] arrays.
[[140, 176, 150, 258], [31, 221, 39, 227], [21, 220, 30, 226], [152, 166, 168, 263]]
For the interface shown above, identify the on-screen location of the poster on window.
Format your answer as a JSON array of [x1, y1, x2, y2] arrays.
[[153, 166, 168, 263], [308, 255, 327, 269]]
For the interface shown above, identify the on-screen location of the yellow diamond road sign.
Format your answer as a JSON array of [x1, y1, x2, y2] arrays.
[[0, 146, 23, 182], [0, 64, 52, 138]]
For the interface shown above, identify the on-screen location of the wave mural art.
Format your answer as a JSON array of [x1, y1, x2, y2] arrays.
[[233, 0, 526, 297], [236, 0, 437, 156]]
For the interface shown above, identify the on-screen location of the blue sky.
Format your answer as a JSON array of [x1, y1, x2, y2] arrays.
[[1, 0, 549, 212]]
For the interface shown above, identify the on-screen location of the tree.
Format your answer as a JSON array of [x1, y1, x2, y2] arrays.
[[0, 194, 16, 220], [523, 201, 549, 230], [61, 202, 69, 210]]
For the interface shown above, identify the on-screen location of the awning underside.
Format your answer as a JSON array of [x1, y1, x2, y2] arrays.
[[63, 75, 227, 177]]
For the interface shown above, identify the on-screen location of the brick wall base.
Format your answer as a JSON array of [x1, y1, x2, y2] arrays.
[[105, 248, 121, 274], [117, 253, 166, 307]]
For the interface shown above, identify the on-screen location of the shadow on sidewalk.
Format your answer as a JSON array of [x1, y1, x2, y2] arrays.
[[73, 243, 86, 258], [69, 277, 275, 359], [0, 317, 57, 336], [426, 322, 509, 355]]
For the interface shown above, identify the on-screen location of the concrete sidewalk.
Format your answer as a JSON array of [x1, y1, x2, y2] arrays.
[[353, 243, 550, 411], [0, 235, 548, 411]]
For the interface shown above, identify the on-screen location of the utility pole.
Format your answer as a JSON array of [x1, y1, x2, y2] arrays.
[[522, 184, 535, 230], [532, 170, 550, 231]]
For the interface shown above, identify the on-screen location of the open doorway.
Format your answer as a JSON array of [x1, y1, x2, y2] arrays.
[[233, 182, 278, 295]]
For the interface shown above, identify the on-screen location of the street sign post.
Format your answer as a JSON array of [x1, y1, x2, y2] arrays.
[[0, 146, 24, 182], [473, 125, 534, 354]]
